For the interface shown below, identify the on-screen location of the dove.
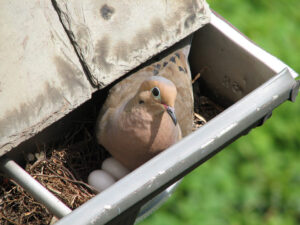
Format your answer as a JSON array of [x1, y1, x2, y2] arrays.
[[95, 46, 194, 171]]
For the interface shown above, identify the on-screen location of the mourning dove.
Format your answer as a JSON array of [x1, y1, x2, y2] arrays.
[[95, 45, 194, 171]]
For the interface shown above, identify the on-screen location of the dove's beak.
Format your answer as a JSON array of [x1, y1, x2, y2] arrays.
[[165, 106, 177, 125]]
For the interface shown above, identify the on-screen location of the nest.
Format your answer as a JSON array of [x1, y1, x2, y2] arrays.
[[0, 126, 111, 225], [0, 71, 223, 225]]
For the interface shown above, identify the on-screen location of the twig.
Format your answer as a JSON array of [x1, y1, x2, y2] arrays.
[[32, 174, 98, 194], [70, 195, 77, 207], [194, 112, 207, 123], [0, 213, 18, 225], [30, 158, 46, 172], [192, 66, 210, 84], [192, 73, 201, 84], [63, 124, 86, 145], [49, 157, 77, 181], [46, 185, 62, 195]]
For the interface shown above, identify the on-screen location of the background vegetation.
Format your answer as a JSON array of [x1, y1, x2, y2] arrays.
[[140, 0, 300, 224]]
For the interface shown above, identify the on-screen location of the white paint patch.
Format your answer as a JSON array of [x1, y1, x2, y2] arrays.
[[218, 122, 238, 137], [146, 177, 156, 189], [158, 171, 165, 175], [200, 138, 215, 149], [273, 95, 279, 100], [104, 205, 112, 210]]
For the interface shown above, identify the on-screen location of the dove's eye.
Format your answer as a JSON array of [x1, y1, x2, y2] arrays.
[[151, 87, 161, 99]]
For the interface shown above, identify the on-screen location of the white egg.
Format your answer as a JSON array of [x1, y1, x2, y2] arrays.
[[87, 170, 116, 193], [102, 157, 130, 180]]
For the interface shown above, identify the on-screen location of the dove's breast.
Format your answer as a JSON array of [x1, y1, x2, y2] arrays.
[[99, 105, 181, 170]]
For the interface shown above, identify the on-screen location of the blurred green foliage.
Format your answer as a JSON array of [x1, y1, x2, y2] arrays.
[[140, 0, 300, 224]]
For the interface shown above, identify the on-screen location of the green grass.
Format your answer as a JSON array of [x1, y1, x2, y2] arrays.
[[140, 0, 300, 224]]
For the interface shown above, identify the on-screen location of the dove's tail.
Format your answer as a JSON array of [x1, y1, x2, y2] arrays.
[[177, 34, 193, 59]]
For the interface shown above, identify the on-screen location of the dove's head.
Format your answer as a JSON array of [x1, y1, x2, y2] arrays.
[[133, 76, 178, 125]]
